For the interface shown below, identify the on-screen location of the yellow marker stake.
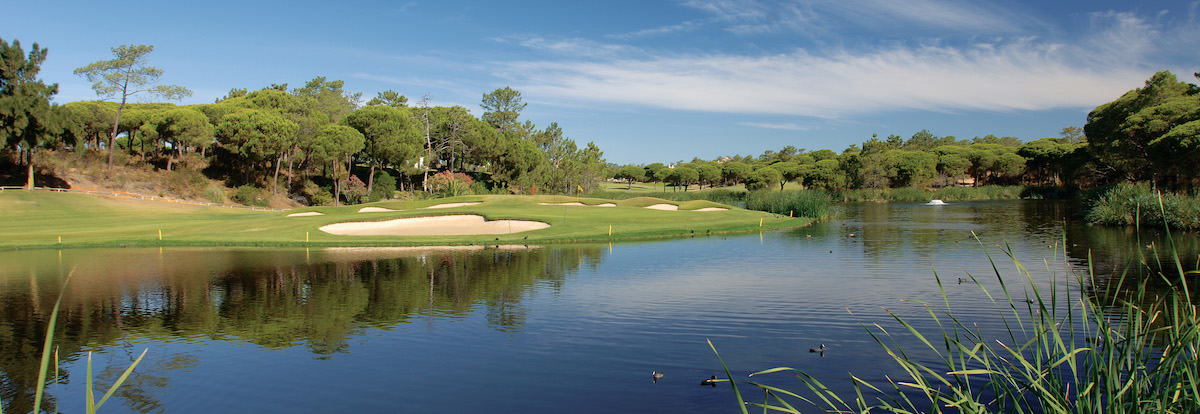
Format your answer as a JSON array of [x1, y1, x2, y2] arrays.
[[609, 225, 612, 236], [158, 229, 162, 241], [759, 218, 763, 227], [58, 236, 61, 244], [306, 232, 309, 243]]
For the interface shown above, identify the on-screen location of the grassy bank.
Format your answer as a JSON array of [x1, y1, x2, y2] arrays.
[[1087, 182, 1200, 229], [0, 191, 809, 249]]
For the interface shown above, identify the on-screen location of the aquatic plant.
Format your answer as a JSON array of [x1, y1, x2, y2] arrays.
[[1087, 182, 1200, 229], [713, 196, 1200, 413], [19, 269, 147, 414], [744, 190, 831, 218]]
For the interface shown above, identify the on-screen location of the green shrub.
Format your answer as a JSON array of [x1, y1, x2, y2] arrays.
[[203, 183, 227, 204], [310, 190, 333, 206], [165, 167, 208, 199], [232, 185, 268, 207], [744, 190, 830, 218], [369, 171, 397, 202]]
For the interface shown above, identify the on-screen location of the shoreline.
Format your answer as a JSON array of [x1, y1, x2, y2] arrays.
[[0, 222, 812, 251]]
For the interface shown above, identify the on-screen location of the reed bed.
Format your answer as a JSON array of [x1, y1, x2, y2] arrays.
[[743, 190, 831, 219], [713, 197, 1200, 413], [1087, 182, 1200, 229]]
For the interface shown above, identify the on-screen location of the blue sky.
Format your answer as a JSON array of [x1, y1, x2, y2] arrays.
[[6, 0, 1199, 164]]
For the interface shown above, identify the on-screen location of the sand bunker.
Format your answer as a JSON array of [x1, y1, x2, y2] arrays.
[[423, 202, 481, 209], [359, 207, 401, 213], [644, 204, 679, 211], [538, 202, 617, 207], [286, 211, 325, 217], [319, 215, 549, 236], [694, 207, 729, 211]]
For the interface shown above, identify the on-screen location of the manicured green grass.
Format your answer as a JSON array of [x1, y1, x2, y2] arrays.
[[0, 191, 808, 249]]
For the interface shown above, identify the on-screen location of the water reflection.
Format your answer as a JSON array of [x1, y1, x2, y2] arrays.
[[0, 200, 1196, 413], [0, 245, 605, 413]]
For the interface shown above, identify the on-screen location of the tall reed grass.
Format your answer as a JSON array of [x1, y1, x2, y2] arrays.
[[14, 269, 147, 414], [744, 190, 831, 219], [1087, 182, 1200, 229], [712, 196, 1200, 413]]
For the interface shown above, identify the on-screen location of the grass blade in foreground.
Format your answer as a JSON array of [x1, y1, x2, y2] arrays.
[[720, 227, 1200, 413], [32, 268, 73, 414]]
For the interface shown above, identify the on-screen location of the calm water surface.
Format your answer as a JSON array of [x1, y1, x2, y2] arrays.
[[1, 200, 1196, 413]]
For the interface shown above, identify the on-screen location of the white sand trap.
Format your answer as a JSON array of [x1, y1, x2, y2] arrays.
[[287, 211, 324, 217], [423, 202, 481, 209], [359, 207, 401, 213], [693, 207, 729, 211], [644, 204, 679, 211], [539, 202, 618, 207], [320, 215, 549, 236]]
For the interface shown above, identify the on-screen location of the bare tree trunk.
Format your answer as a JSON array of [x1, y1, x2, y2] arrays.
[[25, 148, 34, 190], [286, 147, 296, 191], [106, 79, 131, 169], [272, 154, 282, 196], [367, 162, 376, 196]]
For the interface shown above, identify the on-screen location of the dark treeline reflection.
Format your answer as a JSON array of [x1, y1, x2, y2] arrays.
[[0, 245, 606, 413], [808, 200, 1198, 312]]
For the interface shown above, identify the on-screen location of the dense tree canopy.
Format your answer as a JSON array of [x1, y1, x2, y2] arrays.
[[13, 40, 1195, 207], [73, 44, 192, 169], [0, 38, 58, 188], [1086, 71, 1200, 191]]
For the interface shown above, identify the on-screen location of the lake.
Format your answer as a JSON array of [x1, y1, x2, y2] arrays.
[[1, 200, 1196, 413]]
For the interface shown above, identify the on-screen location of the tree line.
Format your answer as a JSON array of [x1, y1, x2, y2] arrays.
[[5, 38, 1198, 204], [612, 71, 1199, 195], [1, 39, 606, 205]]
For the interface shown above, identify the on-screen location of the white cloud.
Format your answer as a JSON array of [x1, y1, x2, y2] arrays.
[[738, 121, 815, 131], [495, 37, 1150, 119], [607, 20, 705, 39], [679, 0, 1031, 34]]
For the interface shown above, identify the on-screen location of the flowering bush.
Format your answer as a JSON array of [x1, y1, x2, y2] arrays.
[[340, 175, 368, 204], [428, 171, 474, 197]]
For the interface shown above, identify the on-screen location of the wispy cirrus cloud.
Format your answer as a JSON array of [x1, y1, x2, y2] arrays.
[[606, 20, 705, 39], [679, 0, 1033, 34], [491, 35, 639, 59], [491, 9, 1195, 119], [496, 40, 1148, 118], [738, 121, 816, 131]]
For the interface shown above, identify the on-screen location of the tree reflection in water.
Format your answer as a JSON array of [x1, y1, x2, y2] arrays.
[[0, 245, 605, 412]]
